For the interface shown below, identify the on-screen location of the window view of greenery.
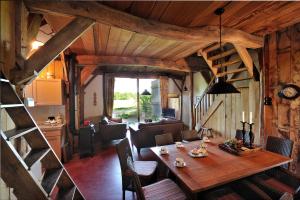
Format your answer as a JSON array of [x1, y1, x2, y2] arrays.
[[113, 78, 160, 123]]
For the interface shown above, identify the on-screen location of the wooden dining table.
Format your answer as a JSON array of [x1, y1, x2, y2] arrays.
[[150, 138, 292, 197]]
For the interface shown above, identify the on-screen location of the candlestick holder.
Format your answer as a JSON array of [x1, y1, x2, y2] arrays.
[[240, 121, 247, 145], [247, 122, 255, 148]]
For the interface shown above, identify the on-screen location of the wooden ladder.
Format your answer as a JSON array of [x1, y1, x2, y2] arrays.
[[0, 72, 85, 200], [198, 42, 253, 82]]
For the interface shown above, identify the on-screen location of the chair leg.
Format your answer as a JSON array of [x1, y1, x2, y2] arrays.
[[122, 189, 125, 200]]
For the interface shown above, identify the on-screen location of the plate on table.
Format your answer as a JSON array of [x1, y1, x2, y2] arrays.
[[176, 144, 185, 148], [188, 151, 208, 158], [173, 161, 186, 168]]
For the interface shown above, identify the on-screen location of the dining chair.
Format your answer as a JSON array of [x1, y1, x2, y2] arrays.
[[116, 138, 158, 200], [155, 133, 174, 146], [181, 130, 201, 142], [250, 136, 300, 199], [126, 156, 187, 200]]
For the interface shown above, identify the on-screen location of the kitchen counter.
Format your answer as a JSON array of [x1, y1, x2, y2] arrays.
[[37, 122, 65, 131]]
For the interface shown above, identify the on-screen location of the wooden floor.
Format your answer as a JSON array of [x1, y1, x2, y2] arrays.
[[64, 138, 156, 200]]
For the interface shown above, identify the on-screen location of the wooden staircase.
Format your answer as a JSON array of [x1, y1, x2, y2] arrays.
[[198, 42, 254, 82], [0, 72, 85, 200]]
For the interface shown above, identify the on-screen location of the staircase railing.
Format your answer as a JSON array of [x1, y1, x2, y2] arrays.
[[194, 76, 218, 126]]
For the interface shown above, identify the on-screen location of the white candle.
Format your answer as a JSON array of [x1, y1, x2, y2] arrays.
[[242, 111, 245, 122], [249, 112, 253, 124]]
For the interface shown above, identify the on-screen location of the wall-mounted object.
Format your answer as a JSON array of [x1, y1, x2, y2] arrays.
[[264, 97, 272, 105], [278, 84, 300, 100], [93, 92, 97, 106]]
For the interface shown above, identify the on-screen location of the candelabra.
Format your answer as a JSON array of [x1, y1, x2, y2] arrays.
[[247, 123, 254, 148], [240, 121, 247, 145]]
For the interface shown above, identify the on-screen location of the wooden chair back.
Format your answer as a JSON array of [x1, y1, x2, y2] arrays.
[[155, 133, 174, 146], [127, 157, 145, 200], [266, 136, 293, 169]]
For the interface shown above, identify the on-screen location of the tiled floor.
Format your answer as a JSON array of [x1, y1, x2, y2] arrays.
[[64, 139, 156, 200]]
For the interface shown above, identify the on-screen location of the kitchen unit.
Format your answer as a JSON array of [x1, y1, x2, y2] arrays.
[[24, 79, 64, 105], [38, 123, 65, 161]]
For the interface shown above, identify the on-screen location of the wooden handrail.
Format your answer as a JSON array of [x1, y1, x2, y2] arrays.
[[194, 76, 215, 108]]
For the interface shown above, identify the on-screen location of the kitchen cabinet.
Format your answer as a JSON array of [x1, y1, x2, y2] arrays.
[[24, 79, 63, 105], [41, 125, 65, 161]]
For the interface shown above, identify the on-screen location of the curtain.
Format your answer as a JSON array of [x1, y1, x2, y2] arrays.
[[160, 76, 169, 109], [103, 73, 115, 118]]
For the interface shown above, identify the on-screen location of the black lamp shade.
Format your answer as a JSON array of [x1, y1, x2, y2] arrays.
[[141, 89, 151, 95], [207, 80, 240, 94]]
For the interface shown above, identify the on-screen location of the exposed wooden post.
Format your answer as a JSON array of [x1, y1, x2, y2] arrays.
[[67, 53, 77, 152], [12, 17, 94, 85], [190, 72, 195, 129]]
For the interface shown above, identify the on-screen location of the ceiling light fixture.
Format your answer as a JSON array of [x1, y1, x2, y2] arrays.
[[31, 40, 44, 50], [207, 8, 240, 94]]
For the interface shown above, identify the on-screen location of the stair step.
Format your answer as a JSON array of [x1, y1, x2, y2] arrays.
[[216, 68, 248, 77], [1, 81, 23, 104], [4, 127, 38, 141], [208, 49, 236, 61], [213, 58, 242, 68], [24, 148, 50, 169], [0, 78, 9, 82], [227, 77, 252, 83], [56, 186, 76, 200], [42, 168, 63, 195], [4, 106, 35, 128], [203, 42, 226, 53], [0, 104, 24, 108]]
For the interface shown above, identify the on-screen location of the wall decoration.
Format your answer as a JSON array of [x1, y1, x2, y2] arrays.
[[93, 92, 97, 106], [278, 84, 300, 100]]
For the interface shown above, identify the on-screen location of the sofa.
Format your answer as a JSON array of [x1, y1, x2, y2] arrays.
[[130, 119, 184, 154], [84, 116, 127, 144]]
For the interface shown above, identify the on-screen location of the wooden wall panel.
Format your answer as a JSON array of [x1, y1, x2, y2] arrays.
[[264, 23, 300, 174], [202, 87, 260, 141]]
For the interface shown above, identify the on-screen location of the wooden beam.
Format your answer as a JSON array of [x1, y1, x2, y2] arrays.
[[25, 1, 263, 48], [80, 65, 97, 85], [27, 14, 43, 47], [171, 78, 183, 93], [76, 55, 191, 72], [12, 17, 94, 85], [198, 50, 217, 76], [233, 44, 254, 78]]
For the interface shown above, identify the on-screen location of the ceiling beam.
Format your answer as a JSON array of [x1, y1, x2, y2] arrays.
[[76, 55, 191, 72], [25, 1, 263, 49], [12, 17, 94, 85]]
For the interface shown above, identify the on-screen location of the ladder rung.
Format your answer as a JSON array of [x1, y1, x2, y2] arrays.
[[24, 148, 50, 169], [5, 127, 38, 140], [208, 49, 236, 61], [0, 78, 9, 82], [227, 77, 252, 83], [0, 104, 24, 108], [213, 58, 242, 68], [56, 186, 76, 200], [42, 168, 63, 195], [216, 68, 248, 77], [203, 42, 226, 53]]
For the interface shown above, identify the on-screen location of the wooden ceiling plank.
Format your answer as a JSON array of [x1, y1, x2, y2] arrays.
[[148, 2, 170, 21], [160, 42, 192, 59], [172, 43, 205, 61], [132, 36, 156, 56], [115, 29, 134, 56], [98, 23, 110, 54], [122, 33, 146, 56], [239, 2, 300, 35], [13, 17, 95, 84], [130, 1, 156, 19], [139, 38, 177, 57], [80, 26, 95, 54], [76, 55, 191, 72], [25, 1, 263, 48], [106, 26, 122, 55], [93, 24, 100, 55], [81, 65, 97, 85], [151, 40, 181, 59]]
